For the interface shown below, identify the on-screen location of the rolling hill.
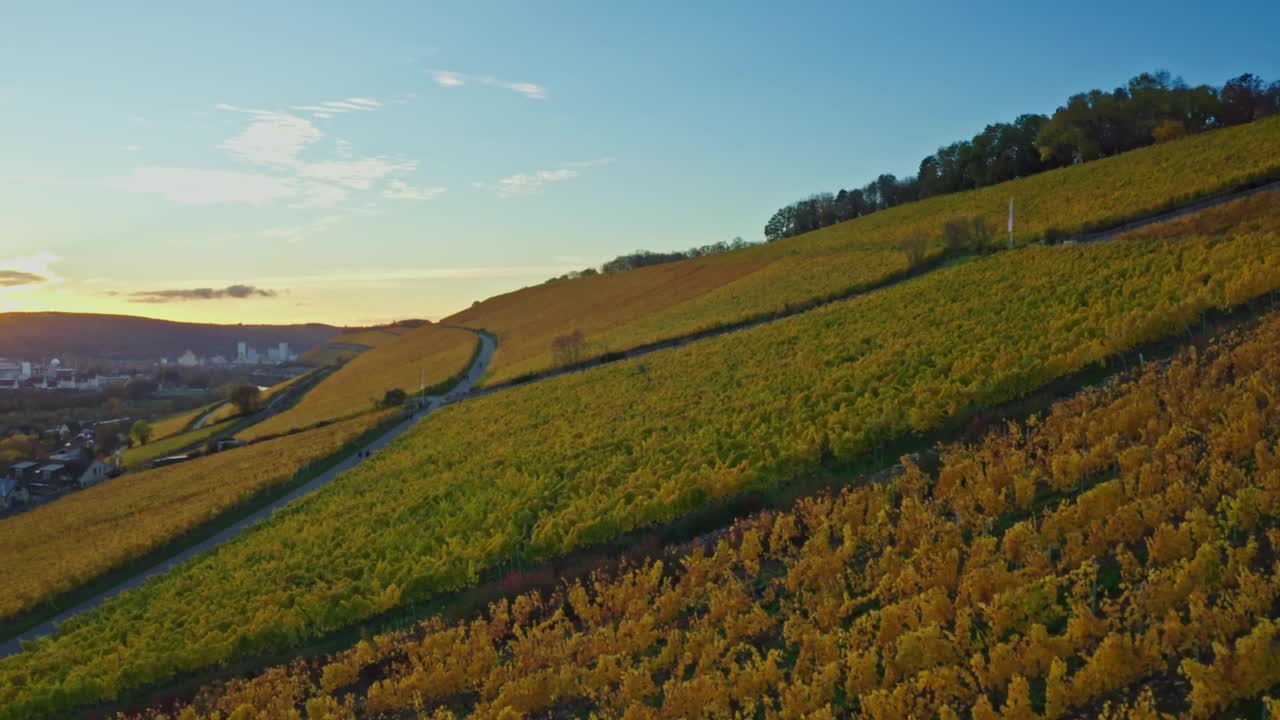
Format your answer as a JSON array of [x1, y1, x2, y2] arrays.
[[239, 323, 479, 440], [447, 117, 1280, 386], [0, 312, 339, 361], [121, 304, 1280, 720], [5, 191, 1279, 719]]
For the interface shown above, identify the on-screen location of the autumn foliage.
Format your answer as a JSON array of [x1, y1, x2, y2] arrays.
[[0, 410, 393, 622], [119, 308, 1280, 719], [241, 324, 476, 440], [4, 197, 1280, 718], [451, 117, 1280, 384]]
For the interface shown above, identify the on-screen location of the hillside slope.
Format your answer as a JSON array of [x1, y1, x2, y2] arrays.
[[0, 411, 393, 623], [122, 307, 1280, 719], [5, 195, 1279, 719], [447, 117, 1280, 385], [239, 324, 478, 440], [0, 313, 337, 360]]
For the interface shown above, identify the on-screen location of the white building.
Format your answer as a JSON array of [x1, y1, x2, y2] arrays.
[[236, 341, 248, 363], [0, 359, 20, 390], [177, 350, 200, 367]]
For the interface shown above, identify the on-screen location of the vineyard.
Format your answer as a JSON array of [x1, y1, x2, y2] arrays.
[[296, 327, 408, 366], [240, 325, 477, 441], [119, 418, 239, 470], [0, 410, 393, 624], [148, 404, 216, 442], [123, 309, 1280, 719], [3, 196, 1279, 718], [450, 116, 1280, 385]]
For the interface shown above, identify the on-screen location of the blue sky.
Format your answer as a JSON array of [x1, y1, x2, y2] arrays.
[[2, 0, 1277, 325]]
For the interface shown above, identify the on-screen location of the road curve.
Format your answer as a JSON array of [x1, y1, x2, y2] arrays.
[[0, 330, 496, 657]]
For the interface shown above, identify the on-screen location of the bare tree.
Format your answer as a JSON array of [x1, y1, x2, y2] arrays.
[[552, 330, 589, 367]]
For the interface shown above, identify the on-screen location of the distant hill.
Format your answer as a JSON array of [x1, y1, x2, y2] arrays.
[[0, 312, 341, 361]]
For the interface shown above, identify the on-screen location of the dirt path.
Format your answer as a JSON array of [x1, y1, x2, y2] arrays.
[[0, 331, 496, 657]]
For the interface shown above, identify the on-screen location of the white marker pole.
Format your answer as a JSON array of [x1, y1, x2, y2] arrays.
[[1008, 197, 1014, 249]]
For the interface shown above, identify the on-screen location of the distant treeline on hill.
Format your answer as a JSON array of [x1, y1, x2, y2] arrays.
[[547, 237, 757, 282], [765, 71, 1280, 242]]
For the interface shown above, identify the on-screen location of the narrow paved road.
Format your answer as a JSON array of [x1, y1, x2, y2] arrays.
[[189, 401, 226, 431], [1, 331, 496, 657]]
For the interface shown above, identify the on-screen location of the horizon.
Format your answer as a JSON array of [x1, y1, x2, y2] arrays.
[[3, 0, 1278, 327]]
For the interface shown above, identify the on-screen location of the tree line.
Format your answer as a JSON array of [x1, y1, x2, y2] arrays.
[[546, 236, 757, 283], [765, 71, 1280, 242]]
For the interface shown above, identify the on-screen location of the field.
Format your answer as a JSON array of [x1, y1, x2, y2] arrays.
[[148, 404, 213, 442], [448, 116, 1280, 385], [239, 325, 476, 441], [296, 328, 407, 366], [144, 374, 314, 447], [0, 410, 395, 624], [118, 418, 239, 470], [4, 197, 1279, 718], [124, 308, 1280, 719]]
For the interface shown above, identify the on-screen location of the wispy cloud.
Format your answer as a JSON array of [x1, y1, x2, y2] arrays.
[[297, 157, 418, 189], [0, 253, 62, 291], [110, 101, 437, 211], [257, 215, 343, 244], [109, 167, 300, 206], [383, 180, 447, 201], [122, 144, 143, 152], [218, 106, 323, 167], [127, 284, 278, 303], [289, 97, 382, 119], [475, 157, 614, 198], [255, 263, 589, 287], [431, 70, 547, 100], [0, 270, 46, 288], [479, 76, 547, 100], [431, 71, 465, 88]]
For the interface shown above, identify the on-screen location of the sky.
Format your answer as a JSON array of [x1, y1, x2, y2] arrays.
[[2, 0, 1278, 327]]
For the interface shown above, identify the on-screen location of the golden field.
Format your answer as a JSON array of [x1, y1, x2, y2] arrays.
[[239, 324, 476, 441], [8, 194, 1280, 718], [449, 117, 1280, 384], [0, 410, 394, 623]]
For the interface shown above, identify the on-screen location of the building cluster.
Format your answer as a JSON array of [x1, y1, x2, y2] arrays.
[[166, 341, 295, 368], [0, 428, 119, 512], [0, 358, 131, 392], [0, 341, 299, 390]]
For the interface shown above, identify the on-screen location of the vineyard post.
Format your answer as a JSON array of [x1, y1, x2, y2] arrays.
[[1008, 197, 1014, 249]]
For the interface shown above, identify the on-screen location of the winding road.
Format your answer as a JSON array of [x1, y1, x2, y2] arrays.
[[4, 181, 1276, 656], [0, 331, 497, 656]]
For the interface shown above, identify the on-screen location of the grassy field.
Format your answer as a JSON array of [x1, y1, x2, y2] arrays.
[[120, 310, 1280, 719], [147, 404, 213, 441], [6, 196, 1280, 719], [239, 324, 476, 441], [0, 410, 395, 624], [296, 328, 407, 366], [448, 117, 1280, 385], [118, 418, 239, 470]]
